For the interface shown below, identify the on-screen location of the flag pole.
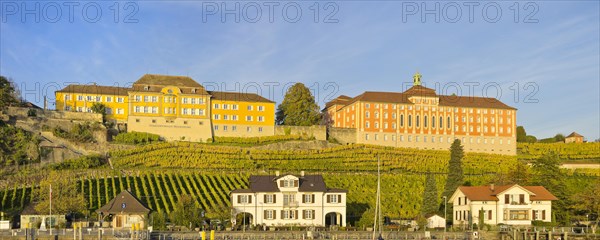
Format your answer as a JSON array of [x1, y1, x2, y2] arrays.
[[50, 184, 52, 235]]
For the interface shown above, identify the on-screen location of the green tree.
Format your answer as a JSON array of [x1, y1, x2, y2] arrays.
[[571, 180, 600, 233], [275, 83, 321, 126], [150, 211, 168, 230], [169, 194, 203, 229], [442, 139, 464, 221], [516, 126, 527, 142], [531, 152, 570, 225], [554, 134, 565, 142], [0, 76, 19, 110], [506, 161, 531, 185], [525, 135, 537, 143], [34, 172, 86, 215], [90, 102, 107, 123], [421, 173, 438, 215]]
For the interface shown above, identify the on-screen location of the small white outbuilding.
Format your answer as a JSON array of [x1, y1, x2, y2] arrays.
[[427, 214, 445, 229]]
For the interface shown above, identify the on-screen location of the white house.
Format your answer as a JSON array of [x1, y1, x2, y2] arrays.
[[231, 171, 347, 227], [427, 214, 445, 229], [449, 184, 557, 226]]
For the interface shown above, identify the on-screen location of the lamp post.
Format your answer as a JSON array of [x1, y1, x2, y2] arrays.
[[443, 196, 447, 234]]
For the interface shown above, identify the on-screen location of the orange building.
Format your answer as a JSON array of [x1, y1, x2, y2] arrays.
[[324, 73, 517, 155]]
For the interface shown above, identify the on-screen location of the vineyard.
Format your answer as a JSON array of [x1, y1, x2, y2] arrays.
[[517, 142, 600, 161], [110, 143, 519, 174]]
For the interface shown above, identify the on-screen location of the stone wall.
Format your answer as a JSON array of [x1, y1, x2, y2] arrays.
[[328, 127, 357, 144], [274, 125, 327, 140], [6, 107, 102, 122]]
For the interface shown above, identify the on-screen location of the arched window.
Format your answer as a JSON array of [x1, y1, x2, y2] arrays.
[[424, 115, 428, 128], [400, 115, 404, 127], [408, 115, 412, 127], [447, 116, 451, 129], [432, 116, 436, 128]]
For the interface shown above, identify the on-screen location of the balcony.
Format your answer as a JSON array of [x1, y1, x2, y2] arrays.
[[283, 201, 299, 208]]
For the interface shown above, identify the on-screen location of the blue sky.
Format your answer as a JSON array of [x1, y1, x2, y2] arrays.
[[1, 1, 599, 140]]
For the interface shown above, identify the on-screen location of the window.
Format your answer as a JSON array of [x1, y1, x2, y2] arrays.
[[400, 115, 404, 127], [265, 210, 275, 220], [281, 179, 298, 188], [65, 106, 71, 111], [152, 96, 157, 102], [223, 126, 228, 131], [392, 123, 397, 129], [199, 109, 205, 115], [246, 116, 253, 121], [232, 115, 237, 120], [223, 104, 228, 110], [117, 97, 124, 103], [303, 210, 315, 219], [105, 108, 112, 114], [302, 194, 315, 204], [134, 106, 140, 113], [247, 105, 253, 111], [237, 195, 252, 204], [365, 134, 369, 140], [144, 96, 149, 102], [232, 104, 237, 110], [408, 115, 412, 127], [258, 116, 264, 122], [366, 111, 370, 118], [424, 115, 428, 128], [447, 116, 451, 129], [375, 112, 379, 119], [374, 122, 379, 129], [214, 114, 220, 120], [232, 125, 237, 131], [87, 96, 93, 101], [258, 106, 264, 111], [509, 210, 528, 220], [143, 106, 148, 113], [365, 103, 370, 108], [281, 210, 296, 220], [106, 96, 112, 102], [223, 115, 229, 120], [384, 123, 388, 129], [214, 125, 219, 131], [384, 113, 388, 119], [77, 95, 83, 101], [258, 127, 263, 132], [95, 96, 101, 102], [214, 104, 219, 109], [327, 194, 341, 203], [416, 115, 420, 127], [392, 113, 396, 119]]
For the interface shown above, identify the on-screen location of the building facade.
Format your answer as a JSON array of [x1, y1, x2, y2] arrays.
[[565, 132, 584, 143], [324, 73, 517, 155], [231, 172, 347, 227], [97, 190, 151, 230], [55, 74, 275, 141], [448, 184, 557, 226]]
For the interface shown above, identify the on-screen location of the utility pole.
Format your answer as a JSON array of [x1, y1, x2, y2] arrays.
[[50, 184, 52, 236], [443, 196, 447, 237]]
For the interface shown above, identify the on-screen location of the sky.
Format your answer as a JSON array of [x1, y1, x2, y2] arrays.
[[1, 1, 599, 140]]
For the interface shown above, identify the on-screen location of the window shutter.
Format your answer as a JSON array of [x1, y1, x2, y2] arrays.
[[264, 210, 268, 219], [294, 180, 299, 187], [458, 197, 461, 205], [519, 194, 524, 204], [488, 210, 492, 220], [302, 195, 306, 203], [505, 195, 510, 204], [338, 194, 342, 203], [248, 195, 252, 203], [295, 210, 298, 219], [280, 180, 284, 187], [237, 195, 241, 203], [312, 210, 315, 219], [273, 195, 276, 203], [532, 210, 536, 220], [302, 210, 306, 219], [272, 210, 276, 219], [264, 195, 267, 203], [281, 210, 285, 219], [542, 210, 546, 220], [327, 195, 331, 203], [312, 194, 315, 203]]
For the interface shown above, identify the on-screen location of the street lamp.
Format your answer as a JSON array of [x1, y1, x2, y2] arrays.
[[443, 196, 447, 234]]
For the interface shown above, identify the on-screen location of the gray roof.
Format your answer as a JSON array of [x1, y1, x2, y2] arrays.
[[96, 190, 151, 215], [235, 174, 335, 193]]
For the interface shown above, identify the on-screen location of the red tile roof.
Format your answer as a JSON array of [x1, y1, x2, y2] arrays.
[[458, 185, 557, 201], [57, 84, 131, 96], [566, 132, 583, 138], [324, 85, 516, 111]]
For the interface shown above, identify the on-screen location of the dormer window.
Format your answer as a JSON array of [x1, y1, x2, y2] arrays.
[[144, 85, 150, 91], [192, 88, 196, 93], [280, 179, 298, 188]]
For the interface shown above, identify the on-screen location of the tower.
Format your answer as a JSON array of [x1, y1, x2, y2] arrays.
[[413, 72, 422, 86]]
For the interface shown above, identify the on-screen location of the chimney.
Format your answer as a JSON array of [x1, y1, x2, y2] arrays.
[[275, 171, 280, 177], [300, 171, 305, 177], [490, 184, 495, 192]]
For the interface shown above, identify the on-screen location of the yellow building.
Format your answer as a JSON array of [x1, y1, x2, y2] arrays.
[[55, 85, 130, 123], [54, 74, 276, 141], [209, 91, 275, 137]]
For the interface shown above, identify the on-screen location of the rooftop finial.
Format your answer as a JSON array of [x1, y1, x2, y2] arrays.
[[413, 71, 422, 86]]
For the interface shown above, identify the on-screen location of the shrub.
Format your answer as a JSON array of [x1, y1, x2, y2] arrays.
[[27, 109, 37, 117], [49, 154, 106, 170], [212, 135, 306, 145], [113, 131, 161, 145], [52, 122, 97, 143]]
